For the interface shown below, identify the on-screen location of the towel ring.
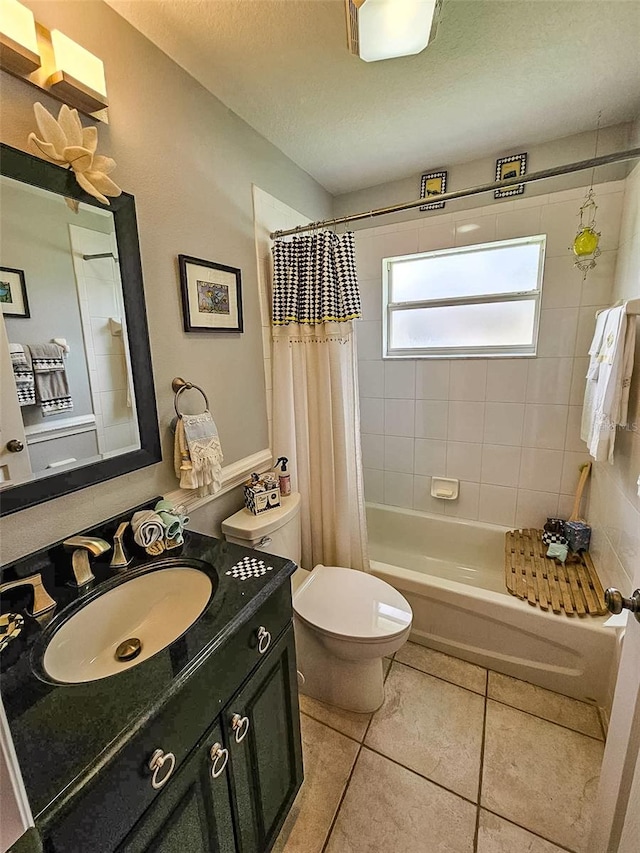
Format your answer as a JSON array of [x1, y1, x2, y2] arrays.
[[172, 377, 209, 418]]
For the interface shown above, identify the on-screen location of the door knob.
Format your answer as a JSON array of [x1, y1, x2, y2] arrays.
[[6, 439, 24, 453], [605, 588, 640, 624]]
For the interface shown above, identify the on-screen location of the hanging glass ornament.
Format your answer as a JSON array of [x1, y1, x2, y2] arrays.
[[572, 188, 601, 275]]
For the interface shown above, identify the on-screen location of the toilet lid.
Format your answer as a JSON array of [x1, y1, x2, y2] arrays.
[[293, 565, 412, 642]]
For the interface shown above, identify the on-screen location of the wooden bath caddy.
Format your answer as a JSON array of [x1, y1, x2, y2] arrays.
[[505, 529, 607, 616]]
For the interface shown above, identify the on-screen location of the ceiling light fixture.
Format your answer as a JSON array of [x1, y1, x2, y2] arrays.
[[346, 0, 442, 63], [0, 0, 41, 76]]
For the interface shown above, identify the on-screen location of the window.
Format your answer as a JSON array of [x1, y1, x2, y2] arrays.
[[382, 235, 546, 358]]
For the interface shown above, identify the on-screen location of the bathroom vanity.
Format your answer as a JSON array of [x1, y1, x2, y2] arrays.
[[0, 505, 301, 853]]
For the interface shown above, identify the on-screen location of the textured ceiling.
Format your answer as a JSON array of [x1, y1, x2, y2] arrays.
[[105, 0, 640, 194]]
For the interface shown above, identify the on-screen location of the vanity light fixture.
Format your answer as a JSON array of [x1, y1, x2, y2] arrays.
[[346, 0, 442, 62], [0, 0, 41, 76], [47, 29, 108, 114]]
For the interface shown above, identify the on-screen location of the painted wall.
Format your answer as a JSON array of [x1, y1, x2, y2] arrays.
[[333, 124, 634, 229], [0, 0, 331, 564], [355, 179, 625, 529]]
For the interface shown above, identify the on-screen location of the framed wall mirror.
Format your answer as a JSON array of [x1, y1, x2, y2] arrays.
[[0, 143, 161, 516]]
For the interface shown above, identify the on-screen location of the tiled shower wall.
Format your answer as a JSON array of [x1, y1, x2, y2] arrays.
[[588, 163, 640, 595], [355, 180, 625, 529]]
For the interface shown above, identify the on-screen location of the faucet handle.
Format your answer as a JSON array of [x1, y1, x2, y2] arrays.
[[111, 522, 132, 570], [63, 536, 111, 556], [0, 573, 56, 618]]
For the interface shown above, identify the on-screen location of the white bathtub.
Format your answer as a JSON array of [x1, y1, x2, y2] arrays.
[[367, 503, 616, 706]]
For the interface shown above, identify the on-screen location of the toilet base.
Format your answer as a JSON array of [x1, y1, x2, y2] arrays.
[[294, 618, 387, 713]]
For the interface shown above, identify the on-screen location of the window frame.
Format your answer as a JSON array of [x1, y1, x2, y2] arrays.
[[382, 234, 547, 360]]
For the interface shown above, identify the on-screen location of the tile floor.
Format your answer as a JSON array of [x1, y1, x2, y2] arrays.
[[274, 643, 605, 853]]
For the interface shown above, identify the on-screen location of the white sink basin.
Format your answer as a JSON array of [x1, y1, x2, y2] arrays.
[[43, 567, 212, 684]]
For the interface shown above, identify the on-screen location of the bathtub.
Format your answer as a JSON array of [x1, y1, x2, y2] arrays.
[[367, 503, 616, 707]]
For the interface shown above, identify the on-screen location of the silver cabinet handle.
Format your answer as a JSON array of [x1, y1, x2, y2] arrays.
[[210, 742, 229, 779], [148, 749, 176, 790], [231, 713, 250, 743], [257, 625, 271, 654]]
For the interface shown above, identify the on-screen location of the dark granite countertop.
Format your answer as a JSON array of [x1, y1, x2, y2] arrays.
[[0, 524, 295, 832]]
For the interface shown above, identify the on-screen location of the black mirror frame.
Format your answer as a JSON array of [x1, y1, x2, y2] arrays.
[[0, 143, 161, 516]]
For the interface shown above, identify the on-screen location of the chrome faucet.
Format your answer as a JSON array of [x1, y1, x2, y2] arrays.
[[0, 573, 56, 619], [110, 522, 132, 571], [63, 536, 111, 590]]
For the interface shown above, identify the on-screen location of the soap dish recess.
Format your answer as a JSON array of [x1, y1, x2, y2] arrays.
[[431, 477, 459, 500]]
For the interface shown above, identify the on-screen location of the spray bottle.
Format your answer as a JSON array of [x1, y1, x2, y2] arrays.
[[275, 457, 291, 497]]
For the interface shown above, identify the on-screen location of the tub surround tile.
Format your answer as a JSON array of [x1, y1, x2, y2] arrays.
[[325, 748, 476, 853], [360, 433, 383, 470], [495, 207, 541, 241], [570, 356, 589, 405], [414, 439, 447, 477], [383, 471, 414, 508], [362, 468, 383, 503], [273, 714, 359, 853], [483, 403, 525, 446], [525, 358, 573, 405], [365, 662, 484, 801], [383, 435, 414, 473], [518, 448, 564, 493], [481, 444, 521, 487], [445, 480, 480, 520], [481, 701, 603, 852], [413, 476, 447, 513], [477, 811, 568, 853], [415, 399, 448, 439], [395, 643, 487, 695], [515, 489, 559, 529], [384, 399, 415, 437], [384, 361, 416, 399], [298, 696, 372, 743], [355, 320, 382, 361], [485, 360, 528, 403], [537, 308, 579, 358], [358, 361, 383, 397], [522, 404, 568, 450], [359, 398, 384, 434], [446, 441, 483, 482], [541, 256, 583, 310], [449, 361, 487, 402], [487, 672, 603, 739], [478, 484, 517, 527], [448, 401, 485, 444], [564, 405, 587, 453], [560, 450, 591, 495], [416, 360, 450, 400], [418, 221, 456, 253]]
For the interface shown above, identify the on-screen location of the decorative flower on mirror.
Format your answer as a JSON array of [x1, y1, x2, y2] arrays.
[[571, 188, 601, 276], [27, 102, 121, 211]]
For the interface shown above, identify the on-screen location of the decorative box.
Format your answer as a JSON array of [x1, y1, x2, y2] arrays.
[[244, 473, 281, 515]]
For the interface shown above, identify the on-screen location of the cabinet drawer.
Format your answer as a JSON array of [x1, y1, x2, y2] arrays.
[[46, 583, 292, 852]]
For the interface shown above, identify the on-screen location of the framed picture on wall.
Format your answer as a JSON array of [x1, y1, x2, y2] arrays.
[[420, 170, 448, 211], [0, 267, 30, 318], [495, 153, 528, 198], [178, 255, 243, 333]]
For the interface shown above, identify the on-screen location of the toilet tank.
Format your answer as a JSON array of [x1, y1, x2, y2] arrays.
[[221, 493, 302, 566]]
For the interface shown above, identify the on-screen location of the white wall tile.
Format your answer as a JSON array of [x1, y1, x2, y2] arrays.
[[417, 222, 455, 252], [560, 450, 591, 494], [446, 441, 482, 482], [415, 439, 447, 477], [478, 485, 517, 527], [574, 306, 602, 358], [359, 278, 383, 321], [445, 481, 480, 520], [540, 200, 581, 257], [525, 358, 573, 404], [495, 207, 541, 241], [519, 447, 564, 492], [384, 361, 416, 399], [449, 361, 487, 401], [515, 489, 560, 529], [522, 404, 568, 449], [481, 444, 522, 487], [485, 359, 528, 403], [537, 308, 579, 357], [361, 433, 384, 470], [565, 405, 587, 452], [569, 357, 589, 406], [448, 401, 485, 443], [356, 320, 382, 361], [483, 402, 525, 446], [454, 216, 496, 247], [415, 399, 448, 439], [413, 476, 447, 513], [384, 471, 414, 508], [358, 361, 384, 397], [95, 354, 127, 392], [416, 361, 450, 399], [541, 256, 583, 309], [579, 250, 616, 307], [360, 398, 384, 434], [384, 399, 415, 437], [384, 435, 414, 473], [363, 467, 384, 503]]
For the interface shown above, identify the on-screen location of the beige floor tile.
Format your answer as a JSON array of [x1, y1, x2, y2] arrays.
[[396, 642, 487, 694], [325, 748, 476, 853], [477, 811, 569, 852], [272, 714, 359, 853], [488, 671, 603, 739], [365, 661, 484, 801], [298, 694, 372, 742], [482, 701, 604, 853], [383, 657, 391, 679]]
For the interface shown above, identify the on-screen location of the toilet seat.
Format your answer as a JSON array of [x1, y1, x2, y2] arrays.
[[293, 565, 412, 643]]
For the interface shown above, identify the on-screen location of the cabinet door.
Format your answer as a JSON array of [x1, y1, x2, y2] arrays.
[[223, 624, 302, 853], [117, 721, 236, 853]]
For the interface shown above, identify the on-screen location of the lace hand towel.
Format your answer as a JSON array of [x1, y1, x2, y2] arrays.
[[173, 411, 223, 496]]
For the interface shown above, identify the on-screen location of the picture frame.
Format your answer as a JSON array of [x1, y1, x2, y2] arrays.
[[495, 153, 528, 198], [178, 255, 243, 333], [0, 266, 30, 318], [420, 170, 448, 211]]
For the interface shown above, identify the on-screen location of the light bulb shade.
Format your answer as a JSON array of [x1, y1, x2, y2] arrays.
[[573, 227, 600, 258], [348, 0, 440, 62], [0, 0, 41, 76], [47, 29, 107, 113]]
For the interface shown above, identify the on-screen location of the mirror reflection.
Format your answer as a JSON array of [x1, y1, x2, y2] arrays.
[[1, 175, 140, 489]]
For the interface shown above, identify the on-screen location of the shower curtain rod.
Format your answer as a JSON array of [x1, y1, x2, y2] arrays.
[[270, 147, 640, 239]]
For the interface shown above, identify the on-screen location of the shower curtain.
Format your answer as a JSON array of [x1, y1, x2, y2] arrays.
[[271, 231, 369, 572]]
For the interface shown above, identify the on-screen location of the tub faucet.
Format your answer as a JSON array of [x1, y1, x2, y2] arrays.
[[0, 573, 56, 620], [63, 536, 111, 590]]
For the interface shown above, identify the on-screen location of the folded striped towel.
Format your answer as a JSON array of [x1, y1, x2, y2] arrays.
[[28, 343, 73, 416], [9, 344, 35, 407]]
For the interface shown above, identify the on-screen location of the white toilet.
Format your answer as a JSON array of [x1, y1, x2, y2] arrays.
[[221, 493, 413, 713]]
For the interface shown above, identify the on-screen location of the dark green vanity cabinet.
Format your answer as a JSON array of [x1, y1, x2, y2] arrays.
[[44, 609, 302, 853]]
